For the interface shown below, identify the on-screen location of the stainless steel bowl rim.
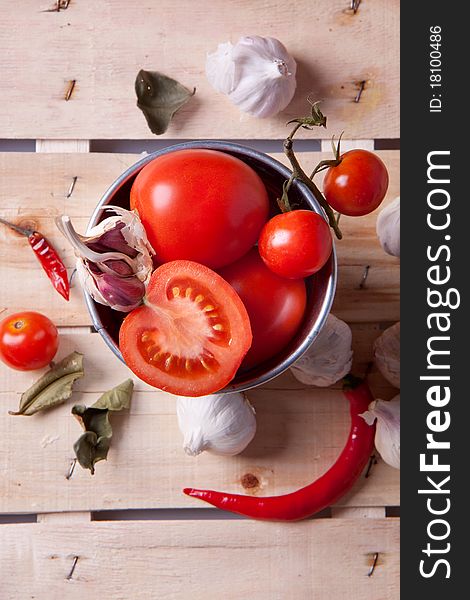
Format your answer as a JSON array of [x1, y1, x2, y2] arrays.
[[85, 140, 337, 393]]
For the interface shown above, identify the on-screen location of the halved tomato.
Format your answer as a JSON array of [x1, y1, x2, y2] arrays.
[[119, 261, 252, 396]]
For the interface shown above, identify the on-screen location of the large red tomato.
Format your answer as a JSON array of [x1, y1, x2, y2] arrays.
[[218, 248, 307, 370], [0, 311, 59, 371], [119, 261, 252, 396], [130, 149, 269, 269], [323, 149, 389, 216]]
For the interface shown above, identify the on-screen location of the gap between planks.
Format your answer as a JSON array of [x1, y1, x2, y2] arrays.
[[15, 506, 392, 524]]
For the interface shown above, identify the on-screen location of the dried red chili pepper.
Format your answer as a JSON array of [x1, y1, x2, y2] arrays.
[[0, 217, 70, 301], [184, 375, 376, 521]]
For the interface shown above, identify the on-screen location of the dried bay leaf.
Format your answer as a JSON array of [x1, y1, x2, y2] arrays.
[[73, 431, 99, 474], [135, 69, 195, 135], [91, 378, 134, 411], [72, 379, 134, 474], [9, 352, 84, 416]]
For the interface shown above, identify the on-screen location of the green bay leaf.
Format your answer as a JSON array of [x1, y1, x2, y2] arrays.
[[71, 380, 133, 475], [91, 378, 134, 411], [135, 69, 195, 135], [9, 351, 84, 416]]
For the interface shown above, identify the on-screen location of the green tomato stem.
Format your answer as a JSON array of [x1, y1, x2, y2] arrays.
[[283, 134, 343, 240]]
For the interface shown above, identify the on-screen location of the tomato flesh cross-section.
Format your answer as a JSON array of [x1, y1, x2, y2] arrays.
[[119, 261, 252, 396]]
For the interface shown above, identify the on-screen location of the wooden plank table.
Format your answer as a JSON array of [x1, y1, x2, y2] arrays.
[[0, 1, 400, 598]]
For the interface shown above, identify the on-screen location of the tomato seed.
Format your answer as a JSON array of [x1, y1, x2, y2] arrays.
[[200, 357, 211, 371], [185, 287, 193, 299], [172, 287, 180, 297], [203, 305, 214, 312], [194, 294, 204, 303]]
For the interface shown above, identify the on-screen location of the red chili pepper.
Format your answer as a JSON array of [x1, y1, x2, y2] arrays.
[[184, 376, 376, 521], [0, 217, 70, 301]]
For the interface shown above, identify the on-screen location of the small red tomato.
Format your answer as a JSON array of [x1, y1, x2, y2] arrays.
[[259, 210, 333, 279], [323, 149, 389, 216], [0, 311, 59, 371]]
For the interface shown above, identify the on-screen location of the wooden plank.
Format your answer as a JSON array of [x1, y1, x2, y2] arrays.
[[0, 0, 399, 140], [0, 150, 399, 325], [34, 139, 94, 525], [0, 327, 399, 514], [0, 519, 399, 599], [0, 323, 397, 396]]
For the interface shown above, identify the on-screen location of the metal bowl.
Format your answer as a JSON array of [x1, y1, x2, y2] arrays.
[[85, 141, 337, 393]]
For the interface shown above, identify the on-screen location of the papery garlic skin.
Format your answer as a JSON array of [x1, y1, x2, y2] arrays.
[[374, 322, 400, 388], [85, 207, 154, 283], [376, 196, 400, 257], [360, 395, 400, 469], [57, 206, 154, 312], [206, 42, 236, 94], [176, 393, 256, 456], [290, 314, 353, 387], [206, 35, 297, 118]]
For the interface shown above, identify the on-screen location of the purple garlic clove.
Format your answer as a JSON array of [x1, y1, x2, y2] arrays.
[[94, 272, 146, 312], [86, 221, 139, 258]]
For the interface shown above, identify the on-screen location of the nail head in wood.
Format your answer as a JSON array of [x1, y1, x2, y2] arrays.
[[351, 0, 361, 14], [354, 80, 367, 103], [359, 265, 370, 289], [66, 555, 79, 580], [66, 176, 78, 198], [367, 552, 379, 577], [364, 454, 377, 479], [66, 458, 77, 480], [64, 80, 77, 102]]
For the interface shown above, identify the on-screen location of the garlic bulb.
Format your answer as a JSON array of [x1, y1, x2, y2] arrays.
[[360, 395, 400, 469], [176, 393, 256, 456], [56, 207, 154, 312], [290, 314, 353, 387], [206, 35, 297, 118], [374, 322, 400, 388], [376, 196, 400, 257]]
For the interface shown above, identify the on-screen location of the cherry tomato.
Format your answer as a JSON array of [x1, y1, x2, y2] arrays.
[[0, 311, 59, 371], [218, 248, 307, 370], [130, 149, 269, 270], [259, 210, 332, 279], [323, 149, 389, 216], [119, 261, 252, 396]]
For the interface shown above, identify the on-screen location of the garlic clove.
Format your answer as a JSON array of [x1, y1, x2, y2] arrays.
[[182, 426, 209, 457], [206, 42, 236, 94], [93, 271, 146, 312], [374, 322, 400, 388], [206, 35, 297, 118], [57, 207, 154, 313], [290, 314, 353, 387], [376, 196, 400, 257], [360, 395, 400, 469], [176, 393, 256, 457], [86, 221, 138, 258]]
